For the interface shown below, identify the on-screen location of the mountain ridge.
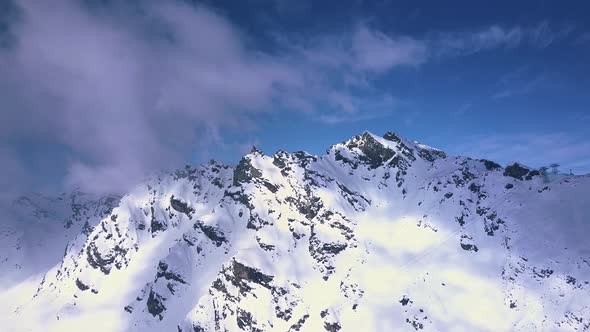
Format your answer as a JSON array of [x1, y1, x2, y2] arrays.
[[1, 130, 589, 332]]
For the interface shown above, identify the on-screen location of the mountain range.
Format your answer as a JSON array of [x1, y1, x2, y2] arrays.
[[1, 131, 588, 332]]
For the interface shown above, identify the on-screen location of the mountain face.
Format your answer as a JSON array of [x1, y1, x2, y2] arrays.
[[1, 131, 589, 332], [0, 191, 121, 288]]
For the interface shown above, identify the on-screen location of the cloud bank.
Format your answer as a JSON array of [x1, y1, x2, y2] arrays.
[[0, 0, 309, 194]]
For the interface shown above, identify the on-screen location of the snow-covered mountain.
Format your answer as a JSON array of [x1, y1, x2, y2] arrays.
[[1, 131, 589, 332]]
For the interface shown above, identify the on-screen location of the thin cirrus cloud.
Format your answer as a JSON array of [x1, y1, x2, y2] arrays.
[[0, 0, 575, 195], [492, 75, 546, 100], [431, 21, 573, 57], [351, 24, 428, 72]]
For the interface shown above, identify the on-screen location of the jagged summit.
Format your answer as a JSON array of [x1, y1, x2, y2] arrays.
[[1, 130, 588, 332]]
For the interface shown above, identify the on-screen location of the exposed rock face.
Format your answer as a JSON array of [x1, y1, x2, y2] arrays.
[[480, 159, 502, 171], [170, 195, 194, 216], [234, 156, 263, 186], [3, 131, 589, 332], [345, 132, 396, 169], [504, 163, 540, 180]]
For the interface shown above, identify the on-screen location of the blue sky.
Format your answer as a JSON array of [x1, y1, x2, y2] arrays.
[[0, 0, 589, 195], [199, 0, 590, 169]]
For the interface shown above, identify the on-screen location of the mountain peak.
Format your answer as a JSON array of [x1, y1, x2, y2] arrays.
[[328, 130, 447, 170], [249, 146, 264, 156]]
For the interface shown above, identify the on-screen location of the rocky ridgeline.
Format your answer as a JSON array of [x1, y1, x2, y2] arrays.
[[5, 131, 589, 332]]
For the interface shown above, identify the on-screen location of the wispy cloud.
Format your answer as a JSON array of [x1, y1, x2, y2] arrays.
[[0, 0, 309, 193], [432, 21, 573, 57], [492, 75, 546, 100], [351, 24, 427, 72], [434, 25, 523, 56], [318, 93, 397, 124], [289, 21, 571, 78], [488, 65, 549, 100], [453, 102, 473, 116]]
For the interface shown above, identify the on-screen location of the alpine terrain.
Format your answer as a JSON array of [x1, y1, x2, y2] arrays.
[[1, 131, 589, 332]]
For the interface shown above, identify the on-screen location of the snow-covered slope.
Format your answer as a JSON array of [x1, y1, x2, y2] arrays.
[[1, 131, 589, 332], [0, 191, 121, 288]]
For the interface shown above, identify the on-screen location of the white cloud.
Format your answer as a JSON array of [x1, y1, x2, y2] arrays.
[[0, 0, 307, 194], [318, 96, 396, 124], [351, 25, 427, 72]]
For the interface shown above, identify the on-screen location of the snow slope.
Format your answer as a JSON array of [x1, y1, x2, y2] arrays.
[[1, 131, 589, 332]]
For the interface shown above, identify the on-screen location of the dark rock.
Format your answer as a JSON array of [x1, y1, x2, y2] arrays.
[[324, 322, 341, 332], [399, 296, 412, 306], [533, 268, 554, 279], [150, 206, 167, 236], [506, 163, 531, 180], [285, 196, 323, 220], [406, 317, 424, 330], [146, 290, 166, 320], [224, 190, 253, 209], [334, 150, 358, 169], [272, 155, 287, 169], [337, 183, 370, 211], [455, 212, 467, 226], [275, 304, 293, 321], [468, 183, 480, 193], [231, 260, 274, 289], [192, 325, 205, 332], [382, 132, 417, 162], [75, 278, 90, 291], [170, 196, 195, 217], [256, 237, 275, 251], [292, 151, 317, 166], [566, 276, 577, 285], [262, 181, 278, 193], [250, 146, 264, 155], [321, 243, 347, 255], [82, 221, 93, 236], [236, 309, 261, 331], [86, 242, 117, 275], [288, 314, 310, 331], [480, 159, 502, 171], [525, 170, 540, 180], [460, 243, 479, 252], [156, 261, 187, 284], [233, 157, 262, 186], [194, 220, 227, 247], [418, 147, 446, 162], [354, 132, 396, 169], [504, 163, 539, 181]]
